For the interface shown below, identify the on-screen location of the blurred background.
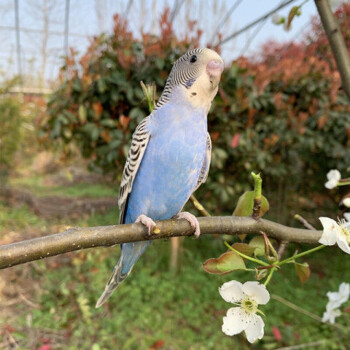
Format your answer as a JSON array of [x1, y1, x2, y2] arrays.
[[0, 0, 350, 349]]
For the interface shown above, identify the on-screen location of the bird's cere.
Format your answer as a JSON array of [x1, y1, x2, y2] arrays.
[[206, 59, 224, 77], [219, 281, 270, 343], [319, 217, 350, 254]]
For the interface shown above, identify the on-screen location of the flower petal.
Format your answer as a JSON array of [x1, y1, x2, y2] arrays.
[[242, 281, 270, 305], [336, 234, 350, 255], [325, 179, 338, 189], [325, 170, 341, 189], [338, 283, 350, 301], [344, 212, 350, 223], [325, 300, 340, 311], [318, 217, 338, 246], [327, 169, 341, 181], [219, 280, 243, 303], [222, 307, 245, 336], [244, 314, 265, 343], [322, 308, 341, 324]]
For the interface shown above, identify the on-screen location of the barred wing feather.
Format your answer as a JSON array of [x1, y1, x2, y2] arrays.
[[118, 116, 151, 224], [194, 132, 212, 192]]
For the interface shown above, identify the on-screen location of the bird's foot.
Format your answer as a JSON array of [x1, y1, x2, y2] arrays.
[[176, 212, 201, 238], [135, 214, 158, 236]]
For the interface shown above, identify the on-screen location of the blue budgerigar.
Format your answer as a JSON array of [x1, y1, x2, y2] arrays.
[[96, 48, 224, 307]]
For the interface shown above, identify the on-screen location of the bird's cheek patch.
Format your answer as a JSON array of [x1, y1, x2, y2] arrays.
[[185, 78, 196, 89]]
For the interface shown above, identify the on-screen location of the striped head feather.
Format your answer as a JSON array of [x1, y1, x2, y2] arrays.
[[156, 48, 224, 112]]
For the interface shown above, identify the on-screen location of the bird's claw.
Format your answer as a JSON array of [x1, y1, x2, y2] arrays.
[[176, 212, 201, 238], [135, 214, 158, 236]]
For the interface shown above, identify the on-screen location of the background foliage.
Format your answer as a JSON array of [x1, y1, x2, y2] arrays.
[[1, 4, 350, 350], [41, 5, 350, 223], [0, 78, 22, 181]]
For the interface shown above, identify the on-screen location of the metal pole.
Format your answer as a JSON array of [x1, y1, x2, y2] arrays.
[[14, 0, 22, 85], [64, 0, 70, 56]]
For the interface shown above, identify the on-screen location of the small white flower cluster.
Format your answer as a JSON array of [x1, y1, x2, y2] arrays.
[[343, 197, 350, 208], [319, 215, 350, 254], [219, 281, 270, 343], [325, 169, 341, 189], [271, 13, 285, 25], [322, 282, 350, 324]]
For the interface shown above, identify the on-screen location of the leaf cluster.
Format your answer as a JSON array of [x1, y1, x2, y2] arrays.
[[42, 6, 350, 214]]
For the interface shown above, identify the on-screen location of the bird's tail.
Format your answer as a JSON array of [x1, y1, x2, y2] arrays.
[[95, 250, 131, 308], [95, 241, 151, 308]]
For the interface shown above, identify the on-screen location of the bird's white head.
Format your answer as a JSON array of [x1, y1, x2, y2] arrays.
[[157, 48, 224, 112]]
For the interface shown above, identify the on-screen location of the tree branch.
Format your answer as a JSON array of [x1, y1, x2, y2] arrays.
[[0, 216, 322, 270], [314, 0, 350, 100]]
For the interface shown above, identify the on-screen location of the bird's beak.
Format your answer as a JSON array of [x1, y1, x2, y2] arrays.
[[206, 59, 224, 89], [206, 59, 224, 78]]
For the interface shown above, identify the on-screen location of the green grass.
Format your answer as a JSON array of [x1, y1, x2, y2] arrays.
[[1, 184, 349, 349], [2, 212, 350, 349], [0, 202, 46, 231], [10, 175, 117, 198]]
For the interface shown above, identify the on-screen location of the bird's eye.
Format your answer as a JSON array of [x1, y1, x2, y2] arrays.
[[190, 55, 197, 63]]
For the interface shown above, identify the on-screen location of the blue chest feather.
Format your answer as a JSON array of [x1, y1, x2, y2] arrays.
[[125, 102, 207, 223]]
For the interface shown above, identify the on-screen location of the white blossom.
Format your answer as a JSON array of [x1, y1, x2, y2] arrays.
[[219, 281, 270, 343], [325, 169, 341, 189], [319, 217, 350, 254], [322, 303, 342, 324], [327, 282, 350, 308], [322, 282, 350, 324], [271, 13, 284, 25], [343, 199, 350, 208]]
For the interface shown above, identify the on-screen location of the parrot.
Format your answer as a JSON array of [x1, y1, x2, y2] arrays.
[[96, 48, 224, 307]]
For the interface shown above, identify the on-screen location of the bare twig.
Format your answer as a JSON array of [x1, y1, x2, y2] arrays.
[[190, 194, 211, 217], [314, 0, 350, 100], [0, 216, 322, 270], [294, 214, 316, 230], [217, 0, 296, 46], [277, 240, 288, 260], [272, 294, 350, 333], [252, 198, 261, 220]]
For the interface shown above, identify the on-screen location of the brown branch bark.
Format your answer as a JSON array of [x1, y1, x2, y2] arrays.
[[315, 0, 350, 100], [0, 216, 322, 270]]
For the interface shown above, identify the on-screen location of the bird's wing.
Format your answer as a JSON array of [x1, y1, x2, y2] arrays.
[[118, 116, 151, 224], [194, 132, 212, 192]]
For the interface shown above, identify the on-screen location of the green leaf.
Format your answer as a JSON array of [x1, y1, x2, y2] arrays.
[[294, 262, 310, 284], [249, 236, 266, 257], [63, 128, 72, 139], [100, 119, 116, 128], [72, 78, 81, 92], [231, 243, 255, 256], [233, 191, 254, 216], [202, 251, 246, 275], [91, 127, 99, 141], [286, 6, 301, 31], [109, 139, 122, 149], [129, 107, 146, 121], [233, 190, 270, 217], [79, 105, 87, 123], [97, 79, 107, 93]]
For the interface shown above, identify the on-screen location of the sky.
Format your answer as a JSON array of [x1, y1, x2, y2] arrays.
[[0, 0, 346, 86]]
